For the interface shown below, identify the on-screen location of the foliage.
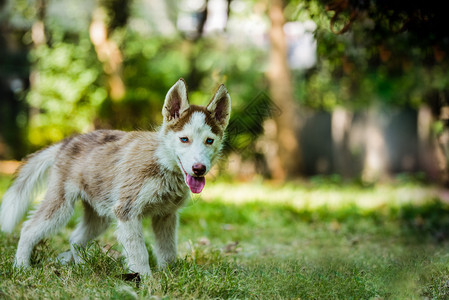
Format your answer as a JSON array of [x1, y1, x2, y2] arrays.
[[26, 33, 104, 147], [22, 21, 268, 150], [289, 0, 449, 111], [2, 0, 449, 181], [102, 31, 267, 132]]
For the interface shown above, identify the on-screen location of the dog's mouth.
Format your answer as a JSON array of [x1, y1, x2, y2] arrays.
[[178, 159, 206, 194]]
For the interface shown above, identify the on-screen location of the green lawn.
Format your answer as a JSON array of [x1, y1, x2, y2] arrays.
[[1, 174, 449, 298]]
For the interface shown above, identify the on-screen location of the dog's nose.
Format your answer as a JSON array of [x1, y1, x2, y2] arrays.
[[192, 163, 206, 176]]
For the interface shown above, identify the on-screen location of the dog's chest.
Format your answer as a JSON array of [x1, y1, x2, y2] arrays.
[[140, 172, 189, 216]]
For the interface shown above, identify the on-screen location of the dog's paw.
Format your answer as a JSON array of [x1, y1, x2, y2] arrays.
[[56, 250, 74, 265], [157, 256, 176, 270], [13, 258, 31, 270], [129, 265, 152, 277]]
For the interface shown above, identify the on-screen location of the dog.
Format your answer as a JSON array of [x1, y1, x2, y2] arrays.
[[0, 78, 231, 275]]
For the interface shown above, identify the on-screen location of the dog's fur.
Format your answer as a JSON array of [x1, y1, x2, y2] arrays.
[[0, 79, 231, 275]]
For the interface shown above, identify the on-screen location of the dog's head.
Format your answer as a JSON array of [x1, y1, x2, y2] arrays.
[[160, 78, 231, 193]]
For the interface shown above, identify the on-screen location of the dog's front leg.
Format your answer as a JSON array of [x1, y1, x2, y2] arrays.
[[116, 219, 151, 276], [152, 213, 178, 268]]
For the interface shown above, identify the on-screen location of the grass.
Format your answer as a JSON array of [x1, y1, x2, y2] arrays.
[[1, 174, 449, 298]]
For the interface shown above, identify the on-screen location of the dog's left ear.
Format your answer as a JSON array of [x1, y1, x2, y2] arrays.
[[163, 78, 190, 122], [207, 84, 231, 129]]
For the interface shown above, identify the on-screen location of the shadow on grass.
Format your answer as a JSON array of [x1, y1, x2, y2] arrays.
[[396, 199, 449, 243]]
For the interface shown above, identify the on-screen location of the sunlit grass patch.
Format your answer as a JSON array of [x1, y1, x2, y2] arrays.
[[201, 178, 440, 210]]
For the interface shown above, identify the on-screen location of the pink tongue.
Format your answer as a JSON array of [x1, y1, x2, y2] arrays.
[[186, 174, 206, 193]]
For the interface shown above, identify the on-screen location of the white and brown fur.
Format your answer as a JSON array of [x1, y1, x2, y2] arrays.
[[0, 79, 231, 275]]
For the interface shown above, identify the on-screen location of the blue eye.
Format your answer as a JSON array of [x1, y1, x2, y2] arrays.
[[180, 137, 189, 143], [205, 138, 214, 145]]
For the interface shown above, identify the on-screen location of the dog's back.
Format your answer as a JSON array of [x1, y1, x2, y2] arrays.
[[0, 129, 129, 232]]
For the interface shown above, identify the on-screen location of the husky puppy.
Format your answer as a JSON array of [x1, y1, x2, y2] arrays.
[[0, 79, 231, 275]]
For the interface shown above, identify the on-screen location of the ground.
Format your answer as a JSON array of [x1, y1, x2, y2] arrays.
[[1, 174, 449, 299]]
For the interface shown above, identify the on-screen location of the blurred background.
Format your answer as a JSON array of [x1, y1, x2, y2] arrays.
[[0, 0, 448, 185]]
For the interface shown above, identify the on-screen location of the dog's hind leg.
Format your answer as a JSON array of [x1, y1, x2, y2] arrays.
[[14, 184, 76, 268], [66, 201, 110, 264]]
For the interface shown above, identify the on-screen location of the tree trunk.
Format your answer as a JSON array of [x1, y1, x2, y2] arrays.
[[417, 104, 441, 181], [331, 107, 354, 177], [89, 6, 127, 102], [265, 0, 303, 181], [27, 0, 47, 153], [361, 106, 388, 183], [31, 0, 47, 46], [436, 104, 449, 186]]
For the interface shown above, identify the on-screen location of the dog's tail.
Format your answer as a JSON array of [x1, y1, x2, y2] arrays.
[[0, 144, 61, 233]]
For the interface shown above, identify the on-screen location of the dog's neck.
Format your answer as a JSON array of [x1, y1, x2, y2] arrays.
[[153, 127, 181, 175]]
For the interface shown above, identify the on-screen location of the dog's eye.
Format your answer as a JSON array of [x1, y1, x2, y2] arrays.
[[205, 138, 214, 145], [180, 137, 189, 143]]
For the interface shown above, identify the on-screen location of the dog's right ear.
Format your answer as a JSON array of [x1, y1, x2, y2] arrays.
[[162, 78, 190, 122]]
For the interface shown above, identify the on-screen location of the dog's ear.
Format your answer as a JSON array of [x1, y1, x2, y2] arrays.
[[207, 84, 231, 129], [163, 78, 190, 122]]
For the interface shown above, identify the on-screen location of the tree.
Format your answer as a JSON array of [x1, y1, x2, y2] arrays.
[[89, 0, 130, 102], [312, 0, 449, 183], [266, 0, 303, 180]]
